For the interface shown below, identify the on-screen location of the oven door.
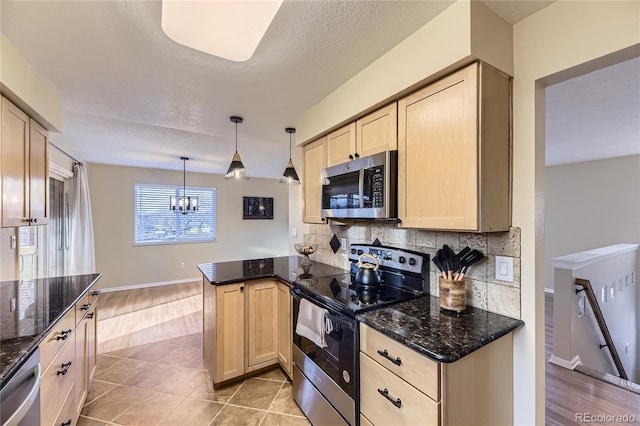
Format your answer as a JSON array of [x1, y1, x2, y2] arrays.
[[292, 289, 357, 425]]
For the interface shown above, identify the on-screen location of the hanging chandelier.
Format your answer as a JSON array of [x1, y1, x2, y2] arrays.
[[225, 116, 250, 181], [280, 127, 300, 185], [170, 157, 198, 214]]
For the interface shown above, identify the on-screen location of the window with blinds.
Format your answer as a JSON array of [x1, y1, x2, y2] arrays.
[[134, 183, 216, 244]]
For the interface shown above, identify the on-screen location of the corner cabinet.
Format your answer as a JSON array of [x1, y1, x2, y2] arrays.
[[203, 278, 293, 385], [326, 103, 398, 167], [302, 137, 327, 224], [397, 62, 511, 232], [1, 97, 49, 227], [360, 324, 513, 426]]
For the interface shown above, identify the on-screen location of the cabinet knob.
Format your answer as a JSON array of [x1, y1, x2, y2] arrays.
[[91, 290, 101, 297], [354, 153, 360, 158], [348, 154, 354, 160], [80, 303, 92, 311], [240, 286, 244, 292]]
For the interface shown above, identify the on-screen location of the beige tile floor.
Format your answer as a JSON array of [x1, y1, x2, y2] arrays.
[[78, 332, 310, 426]]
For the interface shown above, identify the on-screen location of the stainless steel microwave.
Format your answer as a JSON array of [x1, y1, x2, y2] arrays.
[[321, 150, 397, 219]]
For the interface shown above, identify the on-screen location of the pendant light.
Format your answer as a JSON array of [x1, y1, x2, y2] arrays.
[[170, 157, 199, 214], [225, 116, 249, 181], [279, 127, 300, 185]]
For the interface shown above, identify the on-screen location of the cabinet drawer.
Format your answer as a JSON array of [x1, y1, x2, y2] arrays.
[[41, 335, 76, 426], [361, 413, 374, 426], [360, 354, 439, 426], [360, 324, 440, 400], [53, 382, 76, 426], [75, 294, 92, 324], [40, 309, 75, 371]]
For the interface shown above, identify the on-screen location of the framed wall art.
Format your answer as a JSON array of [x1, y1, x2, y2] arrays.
[[243, 196, 273, 219]]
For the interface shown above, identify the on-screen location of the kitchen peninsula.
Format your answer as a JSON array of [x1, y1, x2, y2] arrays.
[[199, 255, 524, 425]]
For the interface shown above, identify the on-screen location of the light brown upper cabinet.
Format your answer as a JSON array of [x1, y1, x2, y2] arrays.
[[1, 97, 49, 227], [397, 62, 511, 232], [302, 136, 327, 224], [326, 104, 398, 167]]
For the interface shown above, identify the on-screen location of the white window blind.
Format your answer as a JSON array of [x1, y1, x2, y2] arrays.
[[134, 183, 216, 244]]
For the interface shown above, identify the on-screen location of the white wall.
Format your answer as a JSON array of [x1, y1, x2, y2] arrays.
[[88, 163, 289, 290], [545, 155, 640, 290], [551, 245, 639, 383], [512, 1, 639, 422], [0, 34, 62, 131]]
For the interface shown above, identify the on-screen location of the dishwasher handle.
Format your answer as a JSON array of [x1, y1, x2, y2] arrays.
[[1, 363, 41, 426]]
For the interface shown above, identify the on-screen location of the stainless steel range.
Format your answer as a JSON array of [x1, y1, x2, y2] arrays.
[[292, 244, 429, 426]]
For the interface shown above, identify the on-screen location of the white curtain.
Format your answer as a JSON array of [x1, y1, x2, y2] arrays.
[[69, 163, 96, 275]]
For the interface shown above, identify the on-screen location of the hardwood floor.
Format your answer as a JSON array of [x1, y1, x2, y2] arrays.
[[545, 292, 640, 424], [98, 281, 203, 353]]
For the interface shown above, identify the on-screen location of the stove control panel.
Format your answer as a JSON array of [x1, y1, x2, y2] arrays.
[[349, 244, 426, 276]]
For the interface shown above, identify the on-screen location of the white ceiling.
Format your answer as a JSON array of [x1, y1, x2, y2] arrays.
[[545, 56, 640, 166], [2, 0, 563, 178]]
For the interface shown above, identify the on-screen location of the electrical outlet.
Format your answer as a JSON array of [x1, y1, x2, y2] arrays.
[[291, 227, 297, 237], [577, 293, 585, 318], [341, 238, 347, 251], [10, 235, 16, 249], [179, 261, 185, 269]]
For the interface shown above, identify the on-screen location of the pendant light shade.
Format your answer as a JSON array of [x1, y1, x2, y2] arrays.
[[279, 127, 300, 185], [225, 116, 249, 181], [170, 157, 199, 214]]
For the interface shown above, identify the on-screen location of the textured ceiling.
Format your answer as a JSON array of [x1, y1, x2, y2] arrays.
[[2, 0, 561, 178], [546, 57, 640, 166]]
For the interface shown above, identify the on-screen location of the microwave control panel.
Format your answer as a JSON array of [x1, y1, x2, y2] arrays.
[[370, 166, 384, 207]]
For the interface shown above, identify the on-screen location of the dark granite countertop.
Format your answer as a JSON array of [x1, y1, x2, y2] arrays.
[[197, 256, 349, 286], [357, 295, 524, 363], [0, 273, 102, 387]]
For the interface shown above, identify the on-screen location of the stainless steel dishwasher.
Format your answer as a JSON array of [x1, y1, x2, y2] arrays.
[[0, 348, 41, 426]]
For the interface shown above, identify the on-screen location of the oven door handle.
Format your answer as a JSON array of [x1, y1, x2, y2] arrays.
[[292, 288, 354, 331]]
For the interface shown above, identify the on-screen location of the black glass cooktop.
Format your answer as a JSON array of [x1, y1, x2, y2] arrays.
[[294, 273, 424, 318]]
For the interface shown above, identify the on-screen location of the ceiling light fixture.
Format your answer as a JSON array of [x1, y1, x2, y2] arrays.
[[170, 157, 198, 214], [161, 0, 283, 62], [225, 116, 249, 181], [280, 127, 300, 185]]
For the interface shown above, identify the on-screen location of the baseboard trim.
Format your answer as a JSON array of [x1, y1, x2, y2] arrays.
[[548, 354, 581, 370], [544, 288, 555, 294], [99, 278, 201, 293]]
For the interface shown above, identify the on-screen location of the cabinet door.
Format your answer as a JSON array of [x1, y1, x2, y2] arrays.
[[28, 119, 49, 225], [276, 282, 292, 379], [398, 64, 479, 230], [75, 316, 89, 418], [246, 280, 278, 369], [357, 103, 397, 158], [215, 283, 245, 382], [87, 302, 98, 384], [302, 136, 327, 224], [1, 97, 29, 227], [326, 123, 356, 166]]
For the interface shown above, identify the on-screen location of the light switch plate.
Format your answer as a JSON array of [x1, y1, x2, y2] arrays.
[[495, 256, 513, 282]]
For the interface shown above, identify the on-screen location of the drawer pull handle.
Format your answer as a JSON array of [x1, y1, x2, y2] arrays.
[[87, 312, 94, 319], [80, 303, 92, 311], [56, 329, 72, 341], [91, 290, 101, 296], [61, 419, 72, 426], [377, 349, 402, 366], [57, 361, 72, 376], [377, 388, 402, 408]]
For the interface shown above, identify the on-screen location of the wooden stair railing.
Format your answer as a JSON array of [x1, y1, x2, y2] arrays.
[[575, 278, 628, 380]]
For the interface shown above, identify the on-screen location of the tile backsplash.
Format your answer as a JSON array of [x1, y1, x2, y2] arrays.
[[303, 222, 521, 319]]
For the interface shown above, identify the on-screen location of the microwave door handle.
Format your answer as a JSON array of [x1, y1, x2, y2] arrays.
[[358, 168, 365, 208]]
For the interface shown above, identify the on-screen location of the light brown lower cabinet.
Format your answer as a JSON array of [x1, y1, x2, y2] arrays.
[[360, 324, 513, 426], [40, 292, 99, 426], [203, 278, 293, 385]]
